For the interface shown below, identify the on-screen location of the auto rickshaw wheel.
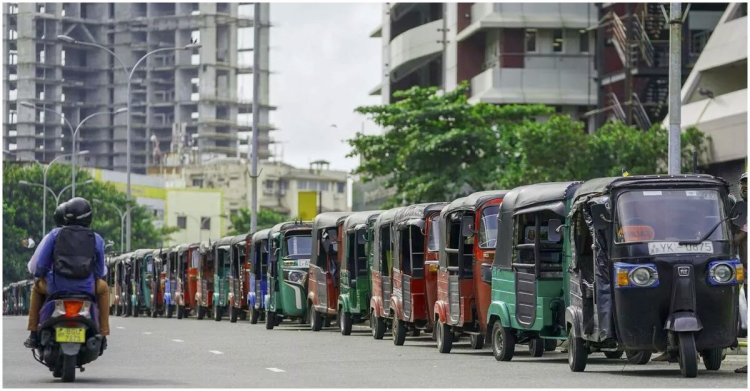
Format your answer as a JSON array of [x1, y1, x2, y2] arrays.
[[197, 306, 205, 320], [492, 322, 515, 361], [213, 305, 222, 322], [470, 334, 484, 350], [678, 332, 698, 378], [412, 329, 421, 337], [371, 312, 385, 340], [625, 350, 651, 364], [265, 310, 275, 330], [393, 318, 406, 346], [177, 305, 183, 319], [166, 305, 174, 318], [701, 348, 723, 370], [544, 339, 558, 352], [567, 328, 587, 372], [436, 321, 453, 353], [604, 350, 624, 359], [339, 310, 352, 336], [309, 304, 322, 331], [250, 308, 259, 324], [229, 306, 238, 323], [239, 310, 247, 321]]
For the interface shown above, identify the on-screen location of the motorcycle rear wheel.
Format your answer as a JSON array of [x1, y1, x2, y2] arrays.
[[61, 355, 76, 382]]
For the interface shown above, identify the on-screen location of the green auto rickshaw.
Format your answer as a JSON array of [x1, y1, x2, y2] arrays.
[[488, 181, 581, 361], [212, 236, 234, 321], [337, 210, 383, 335], [266, 221, 313, 329], [130, 249, 153, 317]]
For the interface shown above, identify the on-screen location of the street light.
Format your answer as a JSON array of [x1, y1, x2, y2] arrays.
[[93, 199, 136, 254], [58, 34, 202, 252], [19, 179, 94, 205], [20, 101, 126, 198]]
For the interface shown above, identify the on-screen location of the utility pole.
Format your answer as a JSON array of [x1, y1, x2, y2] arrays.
[[667, 3, 683, 175], [250, 2, 262, 233]]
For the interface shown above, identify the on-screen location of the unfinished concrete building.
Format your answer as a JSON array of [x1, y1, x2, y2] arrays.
[[3, 2, 273, 173]]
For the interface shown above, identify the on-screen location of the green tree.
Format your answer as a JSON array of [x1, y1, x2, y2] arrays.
[[228, 207, 290, 235], [3, 163, 177, 283]]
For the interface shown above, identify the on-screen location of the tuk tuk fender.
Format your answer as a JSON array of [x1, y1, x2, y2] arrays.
[[665, 311, 703, 332], [370, 296, 385, 318], [338, 295, 351, 314], [390, 296, 403, 320], [487, 301, 512, 329], [434, 300, 450, 325], [565, 306, 584, 338]]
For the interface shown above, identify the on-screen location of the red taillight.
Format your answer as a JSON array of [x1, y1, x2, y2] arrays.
[[63, 300, 83, 318]]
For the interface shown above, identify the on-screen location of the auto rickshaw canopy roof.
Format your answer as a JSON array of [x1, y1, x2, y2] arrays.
[[500, 182, 582, 216], [574, 174, 727, 201], [132, 248, 154, 260], [343, 210, 383, 231], [442, 190, 510, 216], [394, 202, 447, 229], [213, 235, 236, 248], [177, 242, 199, 254], [374, 206, 406, 229], [312, 212, 352, 231], [252, 228, 272, 243], [230, 233, 251, 246], [269, 221, 313, 236]]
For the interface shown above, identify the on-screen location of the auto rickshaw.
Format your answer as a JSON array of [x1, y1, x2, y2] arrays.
[[105, 256, 117, 315], [195, 241, 214, 320], [17, 279, 32, 315], [308, 212, 352, 331], [130, 249, 154, 317], [248, 228, 271, 324], [390, 202, 447, 345], [434, 190, 508, 353], [111, 254, 127, 316], [3, 286, 9, 315], [228, 233, 252, 322], [163, 245, 179, 318], [265, 221, 313, 329], [488, 182, 581, 361], [176, 243, 200, 319], [212, 236, 234, 321], [369, 207, 405, 339], [564, 175, 743, 377], [149, 249, 165, 317], [337, 210, 383, 335], [122, 254, 135, 317]]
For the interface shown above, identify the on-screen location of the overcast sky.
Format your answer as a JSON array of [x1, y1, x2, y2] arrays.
[[267, 3, 383, 173]]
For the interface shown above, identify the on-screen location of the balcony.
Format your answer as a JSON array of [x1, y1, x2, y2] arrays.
[[470, 62, 596, 106], [389, 19, 443, 75], [458, 3, 597, 42]]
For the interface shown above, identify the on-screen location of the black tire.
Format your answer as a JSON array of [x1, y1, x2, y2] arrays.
[[324, 317, 332, 328], [371, 311, 385, 340], [678, 332, 698, 378], [545, 338, 558, 352], [229, 306, 238, 323], [115, 304, 121, 317], [568, 328, 587, 372], [412, 329, 421, 337], [393, 318, 406, 346], [470, 334, 485, 350], [309, 304, 322, 331], [250, 307, 260, 324], [625, 350, 652, 364], [166, 304, 174, 319], [265, 310, 275, 330], [701, 348, 723, 371], [339, 310, 352, 336], [61, 355, 76, 383], [197, 306, 205, 320], [492, 321, 515, 361], [177, 305, 183, 319], [604, 350, 624, 359], [239, 310, 247, 321], [436, 321, 453, 354], [214, 304, 222, 322], [133, 303, 139, 318], [529, 337, 545, 357]]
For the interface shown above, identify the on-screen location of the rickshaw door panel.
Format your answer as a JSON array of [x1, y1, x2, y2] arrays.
[[515, 271, 537, 328]]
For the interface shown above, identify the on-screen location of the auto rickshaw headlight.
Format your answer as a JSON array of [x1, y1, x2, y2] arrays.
[[614, 263, 658, 288], [629, 266, 658, 287], [707, 260, 740, 285]]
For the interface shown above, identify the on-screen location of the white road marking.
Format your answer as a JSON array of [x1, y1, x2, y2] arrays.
[[209, 350, 223, 355], [266, 367, 285, 373], [116, 326, 125, 329], [172, 339, 184, 343], [143, 332, 152, 335]]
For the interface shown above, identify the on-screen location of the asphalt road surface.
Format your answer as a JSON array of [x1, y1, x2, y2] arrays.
[[3, 315, 748, 388]]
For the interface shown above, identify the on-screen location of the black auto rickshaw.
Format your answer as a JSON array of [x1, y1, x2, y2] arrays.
[[564, 175, 743, 377]]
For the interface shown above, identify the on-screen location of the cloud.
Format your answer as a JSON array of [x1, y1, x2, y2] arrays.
[[269, 3, 383, 173]]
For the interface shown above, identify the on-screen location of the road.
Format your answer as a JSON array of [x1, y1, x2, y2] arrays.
[[3, 315, 747, 388]]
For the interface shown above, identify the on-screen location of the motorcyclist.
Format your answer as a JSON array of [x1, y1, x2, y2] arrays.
[[24, 197, 110, 352]]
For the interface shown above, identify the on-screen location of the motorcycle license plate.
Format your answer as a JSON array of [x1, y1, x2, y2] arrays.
[[55, 327, 85, 343]]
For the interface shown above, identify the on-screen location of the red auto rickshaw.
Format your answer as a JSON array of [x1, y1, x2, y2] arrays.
[[369, 207, 405, 339], [308, 212, 351, 331], [176, 242, 200, 319]]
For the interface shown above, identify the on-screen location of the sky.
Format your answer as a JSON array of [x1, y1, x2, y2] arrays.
[[266, 3, 383, 173]]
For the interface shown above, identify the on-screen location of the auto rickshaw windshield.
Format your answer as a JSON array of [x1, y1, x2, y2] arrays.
[[285, 235, 312, 258], [479, 205, 499, 249], [614, 189, 727, 243], [428, 216, 440, 251]]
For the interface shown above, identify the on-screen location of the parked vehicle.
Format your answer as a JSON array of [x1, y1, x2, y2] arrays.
[[266, 221, 313, 329], [176, 243, 200, 319], [195, 241, 214, 320], [130, 249, 154, 317], [434, 190, 508, 353], [228, 233, 252, 322], [148, 249, 165, 317], [337, 210, 383, 335], [212, 236, 234, 321], [308, 212, 352, 331], [369, 207, 405, 340], [112, 254, 128, 316], [488, 182, 581, 361], [105, 256, 117, 315], [122, 255, 135, 317], [3, 286, 10, 315], [564, 175, 743, 377], [163, 246, 179, 318], [390, 203, 447, 345], [248, 229, 271, 324]]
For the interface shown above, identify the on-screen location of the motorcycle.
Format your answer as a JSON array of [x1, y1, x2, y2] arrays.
[[30, 292, 104, 382]]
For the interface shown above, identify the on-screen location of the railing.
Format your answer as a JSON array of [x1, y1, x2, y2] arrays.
[[610, 12, 655, 68], [632, 14, 655, 67], [610, 12, 629, 66], [631, 93, 652, 130], [608, 92, 626, 122]]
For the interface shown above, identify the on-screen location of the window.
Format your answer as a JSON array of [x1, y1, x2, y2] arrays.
[[192, 178, 203, 187], [9, 4, 17, 14], [552, 29, 563, 53], [9, 50, 17, 65], [201, 217, 210, 230], [479, 205, 499, 249], [230, 209, 238, 217], [337, 181, 346, 193], [8, 28, 17, 40], [264, 179, 275, 194], [579, 30, 589, 53], [8, 110, 17, 124], [427, 216, 440, 251], [177, 216, 187, 229], [525, 29, 537, 52]]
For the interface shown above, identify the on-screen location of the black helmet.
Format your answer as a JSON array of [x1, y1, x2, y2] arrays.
[[63, 197, 93, 227], [53, 202, 68, 227]]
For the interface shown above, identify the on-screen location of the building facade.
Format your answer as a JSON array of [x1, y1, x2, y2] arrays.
[[3, 2, 273, 173]]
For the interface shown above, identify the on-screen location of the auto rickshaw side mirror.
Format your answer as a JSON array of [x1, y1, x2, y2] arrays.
[[589, 203, 611, 230], [461, 215, 475, 237], [547, 219, 563, 242]]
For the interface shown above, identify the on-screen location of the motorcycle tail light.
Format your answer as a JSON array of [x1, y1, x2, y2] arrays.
[[64, 300, 83, 318]]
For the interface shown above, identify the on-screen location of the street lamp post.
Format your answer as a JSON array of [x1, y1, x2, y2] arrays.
[[20, 102, 125, 197], [93, 199, 136, 254], [20, 177, 93, 237], [58, 34, 201, 252]]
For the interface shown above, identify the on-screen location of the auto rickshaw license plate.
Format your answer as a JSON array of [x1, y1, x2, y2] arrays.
[[55, 327, 85, 343]]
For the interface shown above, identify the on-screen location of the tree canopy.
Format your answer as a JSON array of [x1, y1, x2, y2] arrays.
[[348, 83, 709, 207]]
